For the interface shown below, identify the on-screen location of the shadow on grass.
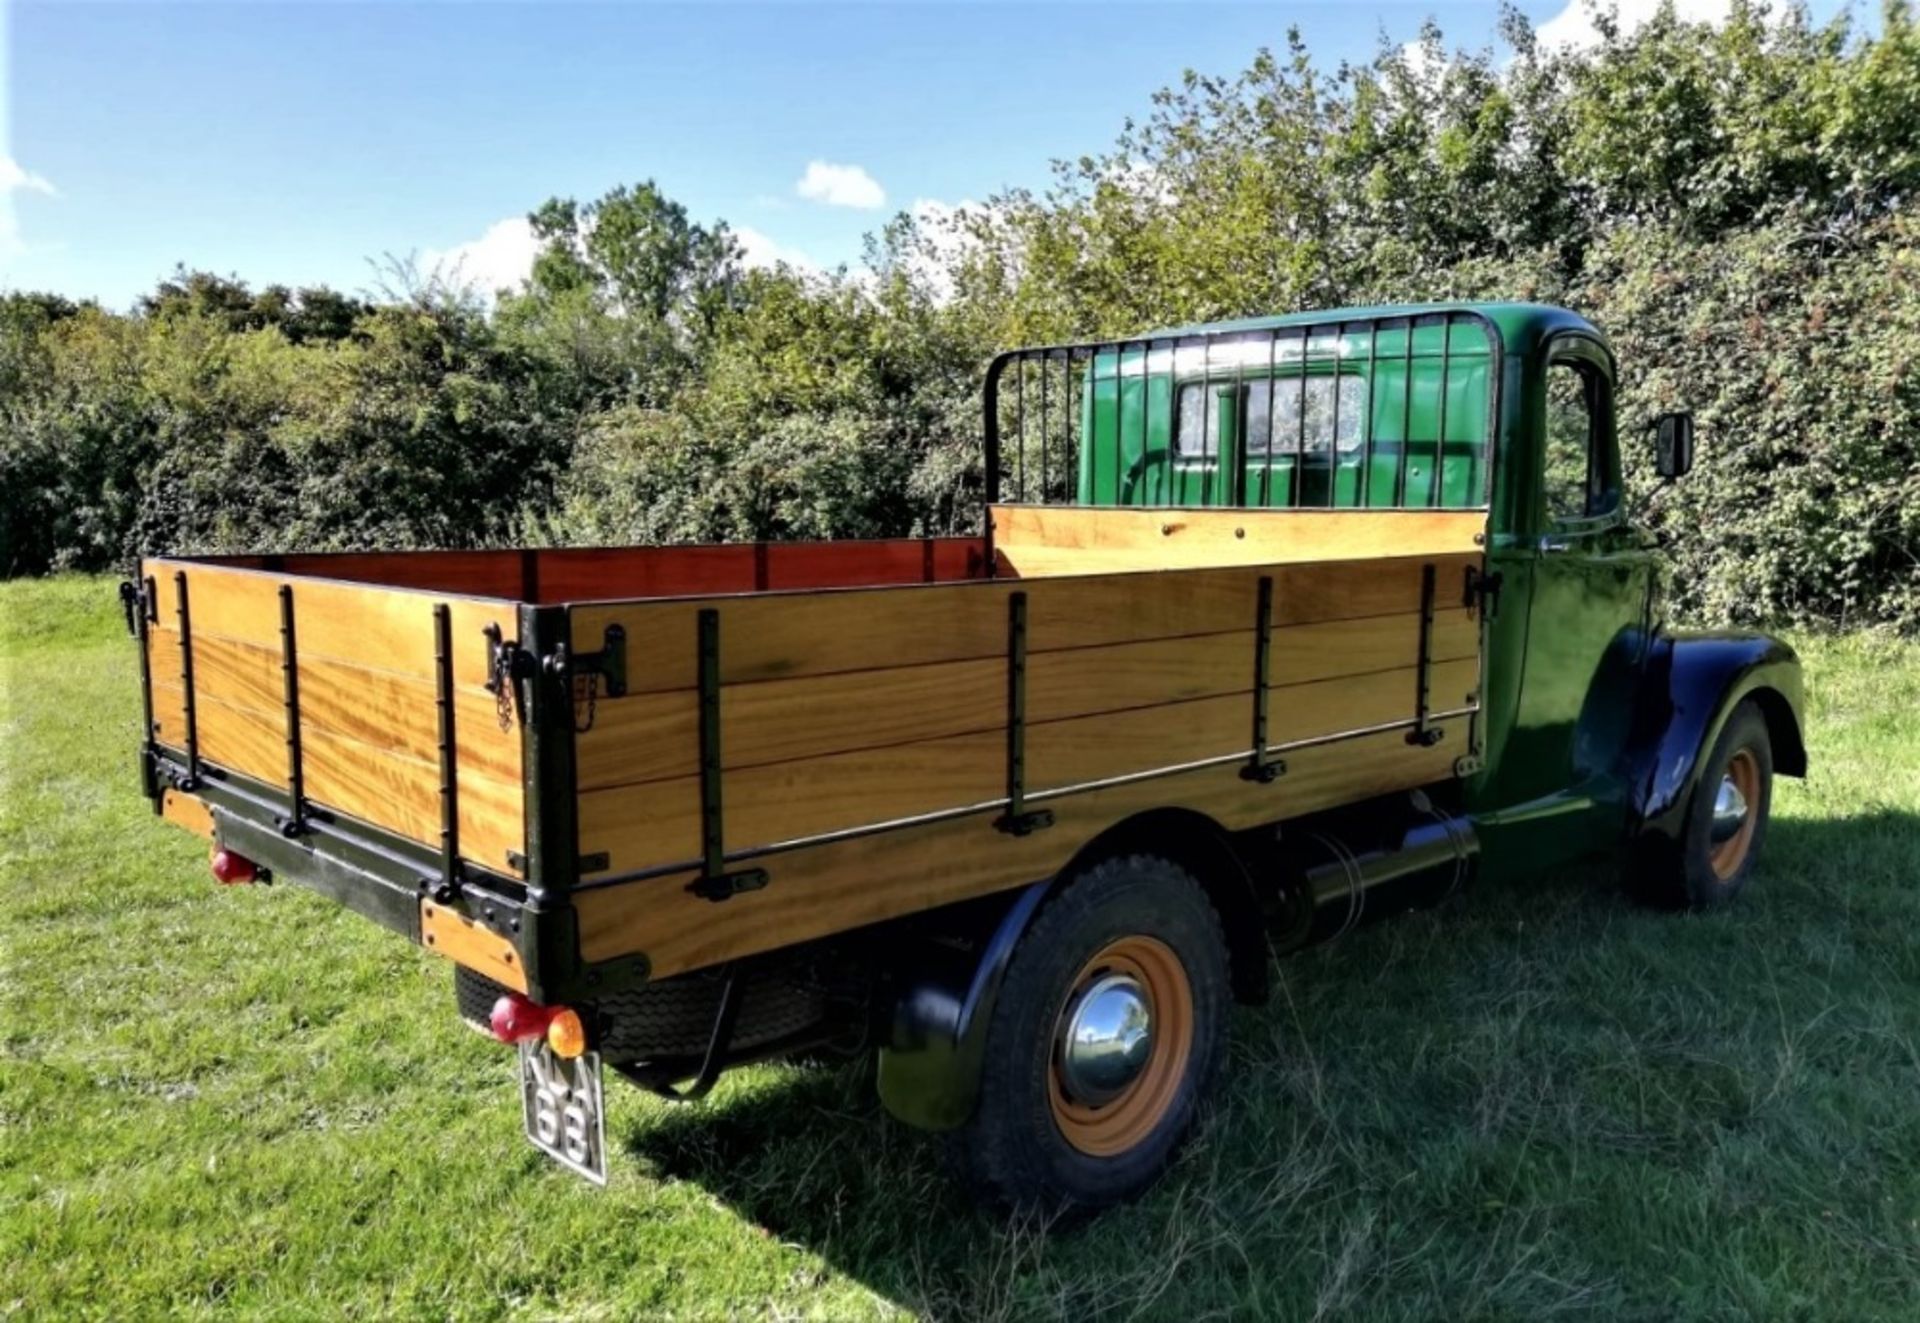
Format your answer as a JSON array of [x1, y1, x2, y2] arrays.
[[621, 807, 1920, 1319]]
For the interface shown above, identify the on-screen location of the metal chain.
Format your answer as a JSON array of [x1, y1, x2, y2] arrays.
[[572, 672, 599, 734]]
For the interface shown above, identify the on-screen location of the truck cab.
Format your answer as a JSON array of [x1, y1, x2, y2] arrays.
[[989, 302, 1805, 898]]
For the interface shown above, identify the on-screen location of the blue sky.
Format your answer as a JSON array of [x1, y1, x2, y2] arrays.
[[0, 1, 1845, 309]]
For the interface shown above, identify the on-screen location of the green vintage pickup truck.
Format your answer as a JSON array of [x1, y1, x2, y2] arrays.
[[131, 302, 1803, 1211]]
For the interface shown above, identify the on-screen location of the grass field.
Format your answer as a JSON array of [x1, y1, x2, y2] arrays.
[[4, 575, 1920, 1320]]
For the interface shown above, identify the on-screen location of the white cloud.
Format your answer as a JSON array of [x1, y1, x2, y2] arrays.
[[1, 155, 57, 262], [1536, 0, 1746, 50], [1, 155, 57, 198], [733, 224, 819, 275], [796, 160, 886, 210], [421, 215, 541, 296]]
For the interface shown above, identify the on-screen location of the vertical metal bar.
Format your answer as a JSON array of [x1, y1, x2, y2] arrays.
[[1200, 336, 1213, 506], [1038, 357, 1049, 506], [1264, 330, 1278, 507], [173, 571, 199, 786], [1407, 562, 1441, 747], [277, 584, 306, 835], [1433, 316, 1452, 507], [1232, 333, 1246, 505], [1397, 318, 1415, 507], [1297, 326, 1310, 471], [697, 608, 725, 880], [1361, 320, 1380, 508], [1015, 355, 1026, 504], [995, 591, 1050, 834], [1241, 575, 1283, 782], [433, 603, 459, 884], [1064, 350, 1077, 506], [1163, 341, 1177, 502], [1327, 325, 1342, 508], [128, 577, 159, 805]]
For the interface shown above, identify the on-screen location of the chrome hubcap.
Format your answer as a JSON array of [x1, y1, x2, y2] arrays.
[[1710, 774, 1749, 847], [1056, 973, 1154, 1106]]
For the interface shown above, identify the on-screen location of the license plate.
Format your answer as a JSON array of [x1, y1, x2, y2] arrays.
[[518, 1042, 607, 1185]]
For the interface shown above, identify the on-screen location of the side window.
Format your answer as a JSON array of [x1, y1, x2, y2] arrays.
[[1176, 375, 1366, 459], [1543, 360, 1618, 523]]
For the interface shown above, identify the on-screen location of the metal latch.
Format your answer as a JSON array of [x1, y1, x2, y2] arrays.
[[544, 624, 627, 734], [483, 623, 535, 730]]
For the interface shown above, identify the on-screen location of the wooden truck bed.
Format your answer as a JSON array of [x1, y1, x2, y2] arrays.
[[138, 505, 1485, 996]]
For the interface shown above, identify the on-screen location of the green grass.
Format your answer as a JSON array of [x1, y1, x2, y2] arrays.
[[4, 575, 1919, 1320]]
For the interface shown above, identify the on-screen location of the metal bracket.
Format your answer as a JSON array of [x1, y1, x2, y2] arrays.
[[542, 623, 626, 733], [995, 591, 1056, 837], [1408, 562, 1445, 747], [1241, 575, 1288, 784], [687, 868, 770, 903], [1452, 754, 1484, 777], [117, 579, 141, 637], [554, 623, 627, 698], [1464, 565, 1503, 621]]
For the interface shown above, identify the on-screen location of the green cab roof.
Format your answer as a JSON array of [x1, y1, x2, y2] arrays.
[[1137, 302, 1603, 359]]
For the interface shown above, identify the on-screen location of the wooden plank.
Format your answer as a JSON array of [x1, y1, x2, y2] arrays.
[[572, 553, 1477, 695], [144, 560, 513, 688], [532, 537, 986, 605], [161, 788, 214, 839], [275, 550, 526, 599], [151, 677, 524, 877], [575, 657, 1480, 877], [574, 716, 1469, 976], [574, 608, 1476, 791], [421, 900, 528, 993], [155, 631, 521, 784], [990, 505, 1486, 575]]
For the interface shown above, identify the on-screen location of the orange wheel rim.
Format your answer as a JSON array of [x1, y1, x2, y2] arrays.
[[1047, 935, 1193, 1158], [1709, 748, 1760, 879]]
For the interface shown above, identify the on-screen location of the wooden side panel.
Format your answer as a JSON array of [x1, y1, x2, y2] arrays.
[[141, 559, 524, 875], [571, 553, 1481, 879], [990, 505, 1486, 576], [572, 554, 1470, 694], [574, 716, 1470, 977], [574, 614, 1478, 791]]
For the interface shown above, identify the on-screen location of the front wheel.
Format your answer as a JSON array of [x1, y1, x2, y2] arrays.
[[953, 854, 1230, 1214], [1634, 699, 1774, 909]]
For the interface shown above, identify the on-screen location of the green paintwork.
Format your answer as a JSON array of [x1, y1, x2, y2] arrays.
[[1076, 316, 1494, 509], [1069, 302, 1736, 878]]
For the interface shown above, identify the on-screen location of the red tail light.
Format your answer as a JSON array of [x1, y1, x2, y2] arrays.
[[488, 995, 589, 1058], [210, 849, 257, 885], [489, 993, 554, 1045]]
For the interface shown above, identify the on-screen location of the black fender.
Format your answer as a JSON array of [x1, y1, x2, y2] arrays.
[[875, 880, 1051, 1132], [1626, 629, 1806, 858]]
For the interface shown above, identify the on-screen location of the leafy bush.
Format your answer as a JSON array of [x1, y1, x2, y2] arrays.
[[3, 2, 1917, 627]]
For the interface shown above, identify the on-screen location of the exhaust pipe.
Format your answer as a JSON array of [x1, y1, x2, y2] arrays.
[[1283, 792, 1478, 948]]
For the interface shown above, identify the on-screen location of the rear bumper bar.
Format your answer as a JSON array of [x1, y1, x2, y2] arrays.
[[147, 747, 590, 1004]]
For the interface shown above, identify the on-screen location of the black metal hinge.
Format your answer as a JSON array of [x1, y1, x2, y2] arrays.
[[1464, 565, 1504, 621]]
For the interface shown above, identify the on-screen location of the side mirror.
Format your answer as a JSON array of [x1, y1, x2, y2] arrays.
[[1654, 411, 1695, 479]]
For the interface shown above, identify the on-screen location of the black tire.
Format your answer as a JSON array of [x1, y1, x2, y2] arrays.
[[953, 854, 1231, 1215], [1632, 699, 1773, 910]]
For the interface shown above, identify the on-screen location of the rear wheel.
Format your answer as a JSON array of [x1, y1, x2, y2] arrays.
[[1634, 699, 1774, 909], [954, 854, 1230, 1214]]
